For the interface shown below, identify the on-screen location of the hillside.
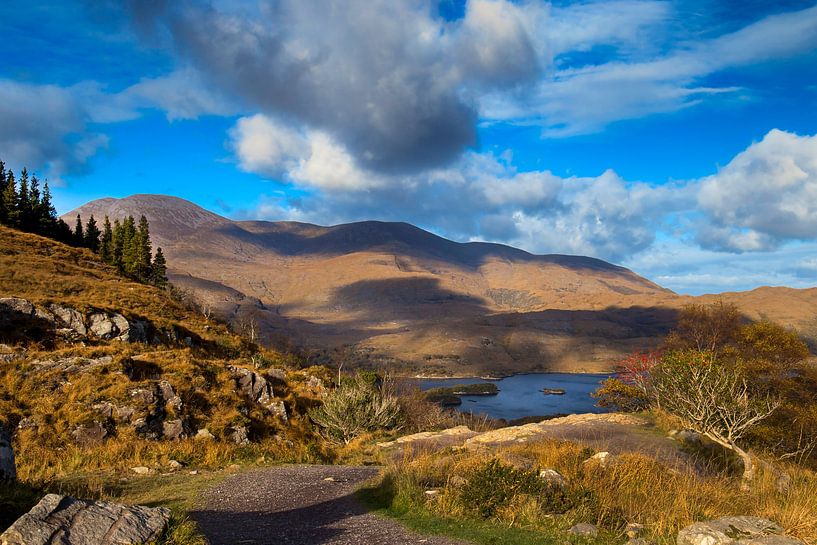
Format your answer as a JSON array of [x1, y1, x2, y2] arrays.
[[0, 225, 331, 490], [65, 195, 817, 375]]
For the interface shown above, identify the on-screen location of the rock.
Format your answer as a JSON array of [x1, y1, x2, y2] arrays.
[[131, 466, 151, 475], [267, 399, 288, 422], [0, 424, 16, 481], [47, 304, 87, 336], [158, 381, 183, 413], [305, 375, 324, 390], [16, 417, 36, 431], [71, 423, 108, 447], [568, 523, 599, 537], [228, 365, 275, 404], [189, 470, 199, 475], [676, 516, 801, 545], [94, 402, 116, 419], [626, 522, 646, 539], [267, 368, 287, 383], [30, 356, 113, 375], [424, 489, 440, 496], [195, 428, 215, 441], [583, 451, 613, 469], [230, 425, 250, 445], [628, 539, 655, 545], [539, 468, 567, 487], [130, 387, 157, 405], [167, 460, 184, 470], [162, 419, 187, 440], [88, 312, 131, 341], [0, 493, 170, 545], [0, 297, 35, 316]]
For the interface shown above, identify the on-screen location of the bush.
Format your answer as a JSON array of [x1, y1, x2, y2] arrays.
[[591, 378, 649, 412], [308, 373, 404, 444], [457, 458, 545, 519]]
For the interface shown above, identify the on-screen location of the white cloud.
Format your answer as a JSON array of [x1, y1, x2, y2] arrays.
[[0, 80, 109, 178], [697, 130, 817, 251]]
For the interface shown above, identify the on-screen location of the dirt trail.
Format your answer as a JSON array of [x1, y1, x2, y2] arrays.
[[192, 465, 466, 545]]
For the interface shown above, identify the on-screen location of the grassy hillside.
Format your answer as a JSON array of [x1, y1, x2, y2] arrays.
[[0, 225, 336, 532]]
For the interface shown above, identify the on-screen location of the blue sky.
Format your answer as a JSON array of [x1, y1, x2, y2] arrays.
[[1, 0, 817, 294]]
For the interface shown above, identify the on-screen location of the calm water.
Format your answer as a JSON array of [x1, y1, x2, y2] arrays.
[[417, 373, 611, 421]]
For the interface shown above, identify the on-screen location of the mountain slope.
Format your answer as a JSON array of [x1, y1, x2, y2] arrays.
[[65, 195, 816, 375]]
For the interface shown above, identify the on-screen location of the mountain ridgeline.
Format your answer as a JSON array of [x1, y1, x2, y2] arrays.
[[65, 194, 817, 375]]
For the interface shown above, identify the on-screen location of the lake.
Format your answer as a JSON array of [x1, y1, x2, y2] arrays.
[[417, 373, 611, 421]]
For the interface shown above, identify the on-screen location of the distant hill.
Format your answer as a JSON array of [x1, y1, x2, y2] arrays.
[[65, 195, 817, 375]]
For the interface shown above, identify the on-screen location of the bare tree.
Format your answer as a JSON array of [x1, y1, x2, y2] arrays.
[[653, 351, 778, 488]]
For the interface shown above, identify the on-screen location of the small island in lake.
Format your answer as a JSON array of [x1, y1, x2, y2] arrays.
[[542, 388, 566, 395], [425, 382, 499, 406]]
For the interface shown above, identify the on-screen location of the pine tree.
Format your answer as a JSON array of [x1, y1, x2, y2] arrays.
[[111, 219, 124, 270], [73, 214, 84, 246], [84, 214, 101, 252], [151, 247, 168, 288], [100, 216, 113, 263], [37, 182, 59, 237], [2, 171, 18, 227], [18, 169, 30, 230], [0, 161, 7, 224], [121, 216, 138, 276], [135, 215, 153, 282]]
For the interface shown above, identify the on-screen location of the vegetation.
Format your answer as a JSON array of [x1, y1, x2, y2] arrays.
[[0, 161, 72, 243], [364, 438, 817, 544], [593, 301, 816, 482], [0, 226, 333, 542], [0, 159, 167, 287], [308, 373, 404, 444]]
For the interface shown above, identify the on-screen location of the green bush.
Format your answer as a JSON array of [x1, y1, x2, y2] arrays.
[[457, 459, 545, 519], [308, 373, 404, 444]]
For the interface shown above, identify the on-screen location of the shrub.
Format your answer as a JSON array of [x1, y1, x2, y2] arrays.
[[308, 373, 404, 444], [591, 378, 649, 412], [457, 458, 545, 519]]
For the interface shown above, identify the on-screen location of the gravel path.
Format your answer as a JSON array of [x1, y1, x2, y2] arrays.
[[192, 465, 467, 545]]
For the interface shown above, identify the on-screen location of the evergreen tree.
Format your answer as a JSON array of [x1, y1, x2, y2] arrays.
[[151, 247, 168, 287], [84, 214, 101, 252], [100, 216, 113, 263], [135, 215, 153, 281], [121, 215, 138, 276], [17, 169, 30, 230], [112, 218, 124, 270], [0, 161, 6, 224], [2, 171, 18, 227], [73, 214, 84, 246]]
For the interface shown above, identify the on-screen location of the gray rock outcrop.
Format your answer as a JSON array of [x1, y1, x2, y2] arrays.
[[48, 304, 87, 336], [0, 494, 170, 545], [228, 365, 287, 420], [0, 423, 15, 481], [677, 516, 804, 545]]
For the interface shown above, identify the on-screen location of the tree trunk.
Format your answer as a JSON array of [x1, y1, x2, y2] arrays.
[[733, 443, 754, 490]]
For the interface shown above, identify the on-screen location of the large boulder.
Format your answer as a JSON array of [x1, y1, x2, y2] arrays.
[[88, 312, 131, 341], [47, 304, 87, 337], [677, 516, 803, 545], [0, 423, 15, 481], [0, 494, 170, 545]]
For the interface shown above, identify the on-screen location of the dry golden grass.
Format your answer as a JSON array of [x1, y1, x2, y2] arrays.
[[0, 226, 332, 483], [376, 438, 817, 544]]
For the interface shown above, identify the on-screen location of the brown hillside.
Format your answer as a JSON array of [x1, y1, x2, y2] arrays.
[[65, 195, 817, 375]]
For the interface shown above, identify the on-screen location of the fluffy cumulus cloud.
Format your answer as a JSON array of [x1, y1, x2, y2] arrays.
[[232, 117, 817, 268], [697, 130, 817, 252], [129, 0, 817, 169], [229, 113, 698, 261]]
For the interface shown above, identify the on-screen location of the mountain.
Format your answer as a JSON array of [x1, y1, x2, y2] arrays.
[[65, 195, 817, 375]]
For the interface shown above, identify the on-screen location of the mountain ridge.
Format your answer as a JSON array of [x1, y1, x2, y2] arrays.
[[63, 194, 815, 375]]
